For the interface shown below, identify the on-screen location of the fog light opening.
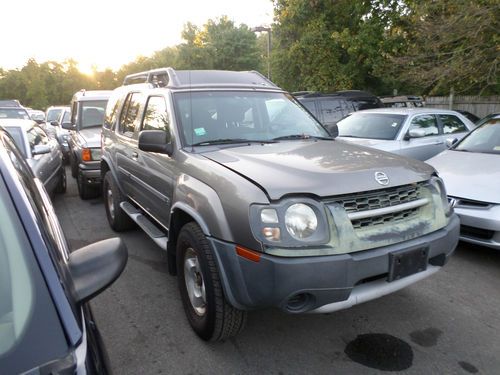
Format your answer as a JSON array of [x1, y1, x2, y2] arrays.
[[286, 293, 314, 312]]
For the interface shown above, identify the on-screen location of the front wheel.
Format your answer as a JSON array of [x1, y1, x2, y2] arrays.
[[177, 222, 247, 341], [55, 167, 66, 194]]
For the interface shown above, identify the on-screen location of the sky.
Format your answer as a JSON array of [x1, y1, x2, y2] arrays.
[[1, 0, 274, 74]]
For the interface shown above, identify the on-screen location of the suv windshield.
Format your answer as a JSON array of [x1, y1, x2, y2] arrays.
[[174, 91, 329, 146], [455, 120, 500, 155], [0, 108, 30, 120], [337, 113, 406, 140], [81, 100, 107, 129]]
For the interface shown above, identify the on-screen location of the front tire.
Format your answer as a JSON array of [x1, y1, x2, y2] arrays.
[[70, 153, 78, 178], [103, 171, 135, 231], [55, 167, 66, 194], [177, 222, 247, 341]]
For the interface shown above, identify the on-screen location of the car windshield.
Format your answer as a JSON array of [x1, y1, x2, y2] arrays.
[[0, 108, 30, 120], [337, 112, 406, 140], [174, 91, 329, 146], [81, 100, 107, 129], [454, 119, 500, 155], [46, 109, 62, 122]]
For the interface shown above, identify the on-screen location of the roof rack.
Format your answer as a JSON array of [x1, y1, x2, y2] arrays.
[[123, 68, 176, 87]]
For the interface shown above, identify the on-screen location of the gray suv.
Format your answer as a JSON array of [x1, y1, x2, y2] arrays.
[[101, 68, 459, 341], [64, 90, 111, 199]]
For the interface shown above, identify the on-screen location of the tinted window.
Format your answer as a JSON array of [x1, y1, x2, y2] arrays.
[[81, 100, 107, 129], [300, 100, 317, 116], [439, 114, 467, 134], [409, 115, 439, 136], [141, 96, 169, 132], [320, 99, 345, 124], [351, 98, 381, 111], [174, 91, 327, 146], [104, 92, 124, 130], [337, 113, 406, 140], [119, 93, 143, 137]]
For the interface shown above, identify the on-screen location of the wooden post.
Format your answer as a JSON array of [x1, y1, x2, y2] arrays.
[[449, 87, 454, 110]]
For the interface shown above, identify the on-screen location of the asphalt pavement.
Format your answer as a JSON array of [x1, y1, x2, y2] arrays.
[[53, 168, 500, 374]]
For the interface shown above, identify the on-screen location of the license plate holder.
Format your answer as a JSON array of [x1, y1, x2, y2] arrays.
[[388, 247, 429, 282]]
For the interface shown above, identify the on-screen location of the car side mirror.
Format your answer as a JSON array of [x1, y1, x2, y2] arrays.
[[34, 119, 45, 125], [326, 124, 339, 138], [62, 122, 75, 130], [68, 238, 127, 303], [138, 130, 173, 155], [445, 138, 458, 148], [50, 121, 59, 126], [406, 128, 426, 140], [32, 144, 51, 155]]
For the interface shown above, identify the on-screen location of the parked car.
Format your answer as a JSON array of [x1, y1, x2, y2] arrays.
[[0, 119, 66, 196], [45, 105, 67, 124], [0, 127, 127, 374], [336, 108, 476, 160], [427, 117, 500, 249], [64, 90, 111, 199], [294, 90, 384, 133], [101, 68, 459, 341], [475, 112, 500, 127], [44, 106, 71, 161], [380, 95, 424, 108], [28, 109, 46, 124], [0, 100, 30, 120]]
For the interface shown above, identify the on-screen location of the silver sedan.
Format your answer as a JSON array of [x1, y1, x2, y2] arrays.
[[427, 116, 500, 250], [0, 119, 66, 196], [336, 108, 475, 160]]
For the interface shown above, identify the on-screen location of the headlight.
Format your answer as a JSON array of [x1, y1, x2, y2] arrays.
[[431, 176, 452, 216], [284, 204, 318, 239]]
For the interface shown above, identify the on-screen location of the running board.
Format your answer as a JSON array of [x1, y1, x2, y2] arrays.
[[120, 202, 168, 250]]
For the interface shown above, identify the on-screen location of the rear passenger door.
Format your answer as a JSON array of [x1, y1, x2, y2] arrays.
[[400, 114, 445, 160], [135, 95, 175, 227]]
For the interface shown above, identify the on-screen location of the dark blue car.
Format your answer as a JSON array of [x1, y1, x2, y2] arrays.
[[0, 128, 127, 374]]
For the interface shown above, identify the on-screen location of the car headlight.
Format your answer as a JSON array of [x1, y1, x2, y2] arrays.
[[250, 199, 329, 247], [285, 203, 318, 239], [431, 176, 452, 216]]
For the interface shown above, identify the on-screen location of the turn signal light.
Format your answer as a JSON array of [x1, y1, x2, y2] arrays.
[[82, 148, 92, 161], [236, 245, 261, 263]]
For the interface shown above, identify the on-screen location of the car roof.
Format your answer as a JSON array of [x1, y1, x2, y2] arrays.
[[72, 90, 112, 101], [0, 119, 36, 130], [354, 108, 466, 116]]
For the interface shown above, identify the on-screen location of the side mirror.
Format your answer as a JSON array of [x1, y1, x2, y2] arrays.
[[32, 144, 51, 155], [50, 121, 59, 126], [138, 130, 173, 155], [406, 128, 426, 140], [34, 119, 45, 125], [445, 138, 459, 148], [68, 238, 127, 303], [62, 122, 75, 130], [326, 124, 339, 138]]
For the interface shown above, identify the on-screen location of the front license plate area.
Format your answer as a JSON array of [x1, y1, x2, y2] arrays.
[[388, 247, 429, 282]]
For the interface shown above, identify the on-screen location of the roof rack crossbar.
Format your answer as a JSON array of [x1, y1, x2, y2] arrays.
[[123, 67, 176, 87]]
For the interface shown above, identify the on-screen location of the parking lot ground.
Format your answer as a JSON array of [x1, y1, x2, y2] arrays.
[[53, 168, 500, 374]]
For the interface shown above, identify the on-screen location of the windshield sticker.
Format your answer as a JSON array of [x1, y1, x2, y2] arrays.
[[194, 127, 206, 136], [391, 122, 398, 127]]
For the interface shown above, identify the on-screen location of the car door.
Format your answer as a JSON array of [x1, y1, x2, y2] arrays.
[[134, 95, 176, 227], [437, 113, 472, 144], [26, 126, 60, 192], [115, 92, 145, 201], [400, 114, 445, 160]]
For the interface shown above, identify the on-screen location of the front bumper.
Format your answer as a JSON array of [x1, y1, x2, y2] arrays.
[[79, 162, 101, 185], [211, 214, 459, 313], [455, 205, 500, 250]]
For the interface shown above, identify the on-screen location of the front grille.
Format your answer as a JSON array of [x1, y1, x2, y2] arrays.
[[328, 183, 426, 230], [332, 183, 423, 214], [352, 207, 420, 229], [461, 225, 494, 240]]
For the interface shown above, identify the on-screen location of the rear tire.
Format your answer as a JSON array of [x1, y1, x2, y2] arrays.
[[103, 171, 135, 231], [70, 153, 78, 178], [55, 167, 66, 194], [177, 222, 247, 341]]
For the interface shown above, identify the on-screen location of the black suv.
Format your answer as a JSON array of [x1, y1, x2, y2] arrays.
[[294, 90, 384, 133], [0, 128, 127, 374]]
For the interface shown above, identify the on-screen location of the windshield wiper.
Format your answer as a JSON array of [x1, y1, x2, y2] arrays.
[[191, 138, 277, 146], [272, 134, 334, 141]]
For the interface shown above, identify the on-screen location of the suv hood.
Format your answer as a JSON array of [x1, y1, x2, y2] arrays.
[[77, 127, 101, 148], [202, 140, 433, 200]]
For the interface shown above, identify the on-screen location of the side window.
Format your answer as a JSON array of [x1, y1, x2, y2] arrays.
[[118, 92, 143, 137], [27, 127, 49, 153], [104, 93, 123, 130], [300, 100, 317, 116], [409, 115, 439, 136], [141, 96, 169, 132], [71, 102, 78, 126], [439, 114, 467, 134], [320, 99, 344, 124]]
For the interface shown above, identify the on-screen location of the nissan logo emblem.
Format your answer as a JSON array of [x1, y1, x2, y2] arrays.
[[375, 172, 389, 186]]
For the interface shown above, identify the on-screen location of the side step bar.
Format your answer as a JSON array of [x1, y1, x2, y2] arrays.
[[120, 202, 168, 250]]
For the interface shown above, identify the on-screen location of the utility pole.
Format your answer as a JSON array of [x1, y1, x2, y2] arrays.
[[252, 26, 272, 79]]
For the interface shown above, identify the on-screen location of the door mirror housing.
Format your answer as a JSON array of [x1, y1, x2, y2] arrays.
[[68, 238, 127, 303], [50, 121, 59, 126], [326, 123, 339, 138], [138, 130, 173, 155], [62, 122, 76, 130], [406, 128, 426, 139], [445, 138, 459, 148], [32, 144, 51, 155]]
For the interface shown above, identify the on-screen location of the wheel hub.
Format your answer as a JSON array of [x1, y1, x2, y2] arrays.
[[107, 187, 115, 220], [184, 248, 207, 316]]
